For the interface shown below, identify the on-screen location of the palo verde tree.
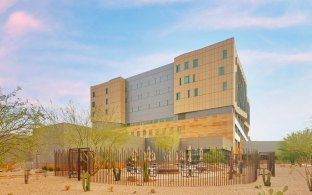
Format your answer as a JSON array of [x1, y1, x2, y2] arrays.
[[155, 130, 180, 150], [277, 128, 312, 165], [43, 102, 128, 150], [0, 87, 45, 163]]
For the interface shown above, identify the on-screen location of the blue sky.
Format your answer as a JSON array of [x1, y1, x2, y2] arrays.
[[1, 0, 312, 140]]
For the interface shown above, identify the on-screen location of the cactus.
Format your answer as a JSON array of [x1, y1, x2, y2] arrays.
[[113, 168, 121, 181], [256, 185, 288, 195], [262, 169, 271, 187], [81, 171, 91, 192], [143, 160, 149, 182]]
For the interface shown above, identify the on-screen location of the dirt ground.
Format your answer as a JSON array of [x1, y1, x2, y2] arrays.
[[0, 165, 310, 195]]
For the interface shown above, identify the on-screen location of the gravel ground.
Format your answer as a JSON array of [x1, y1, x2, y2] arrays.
[[0, 165, 310, 195]]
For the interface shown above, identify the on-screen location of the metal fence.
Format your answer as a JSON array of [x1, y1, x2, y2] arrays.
[[55, 147, 259, 187]]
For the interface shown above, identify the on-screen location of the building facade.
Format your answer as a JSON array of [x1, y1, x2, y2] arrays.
[[90, 38, 250, 150]]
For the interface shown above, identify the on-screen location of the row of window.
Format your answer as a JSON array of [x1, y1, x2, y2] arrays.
[[92, 88, 108, 98], [175, 50, 228, 74], [177, 66, 225, 86], [179, 74, 196, 85], [127, 87, 171, 102], [176, 88, 198, 100], [176, 59, 198, 73], [91, 98, 109, 108], [130, 100, 171, 112], [176, 82, 228, 100], [129, 74, 171, 91], [131, 126, 182, 137]]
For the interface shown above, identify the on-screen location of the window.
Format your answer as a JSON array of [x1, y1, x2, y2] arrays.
[[223, 49, 227, 59], [193, 59, 198, 67], [184, 62, 189, 70], [188, 90, 190, 98], [194, 88, 198, 96], [167, 100, 169, 105], [92, 101, 95, 107], [106, 98, 108, 104], [193, 74, 196, 82], [176, 64, 180, 73], [137, 131, 140, 137], [143, 130, 146, 136], [176, 92, 181, 100], [219, 66, 225, 76], [138, 106, 140, 111], [184, 76, 190, 84], [149, 129, 153, 136], [158, 102, 160, 107], [179, 78, 182, 85], [223, 82, 228, 91], [105, 109, 108, 115], [106, 88, 108, 94], [148, 104, 150, 109], [92, 92, 95, 97]]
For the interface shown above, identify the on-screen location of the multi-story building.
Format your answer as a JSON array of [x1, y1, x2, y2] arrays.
[[91, 38, 250, 150]]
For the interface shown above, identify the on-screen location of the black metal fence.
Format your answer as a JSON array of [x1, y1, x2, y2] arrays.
[[55, 147, 259, 187]]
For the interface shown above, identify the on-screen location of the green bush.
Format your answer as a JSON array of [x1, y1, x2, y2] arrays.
[[203, 149, 225, 163], [48, 167, 54, 172], [42, 166, 48, 171]]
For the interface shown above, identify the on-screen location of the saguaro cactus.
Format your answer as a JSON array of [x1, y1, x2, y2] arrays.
[[24, 169, 29, 184], [143, 160, 149, 182], [262, 168, 271, 186], [81, 171, 91, 192], [113, 167, 121, 181]]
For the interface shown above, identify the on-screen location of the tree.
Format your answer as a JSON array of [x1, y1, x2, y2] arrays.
[[155, 131, 180, 150], [0, 87, 45, 163], [43, 102, 128, 150], [277, 128, 312, 165], [203, 148, 225, 163]]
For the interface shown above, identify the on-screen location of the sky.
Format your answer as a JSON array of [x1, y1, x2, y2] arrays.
[[0, 0, 312, 140]]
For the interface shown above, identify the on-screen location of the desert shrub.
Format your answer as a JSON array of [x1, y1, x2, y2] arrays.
[[108, 186, 114, 192], [203, 149, 225, 163], [64, 185, 70, 191], [150, 188, 156, 193], [48, 167, 54, 172], [42, 166, 47, 171]]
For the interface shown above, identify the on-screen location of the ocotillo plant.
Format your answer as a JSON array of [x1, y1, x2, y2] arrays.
[[81, 171, 91, 192]]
